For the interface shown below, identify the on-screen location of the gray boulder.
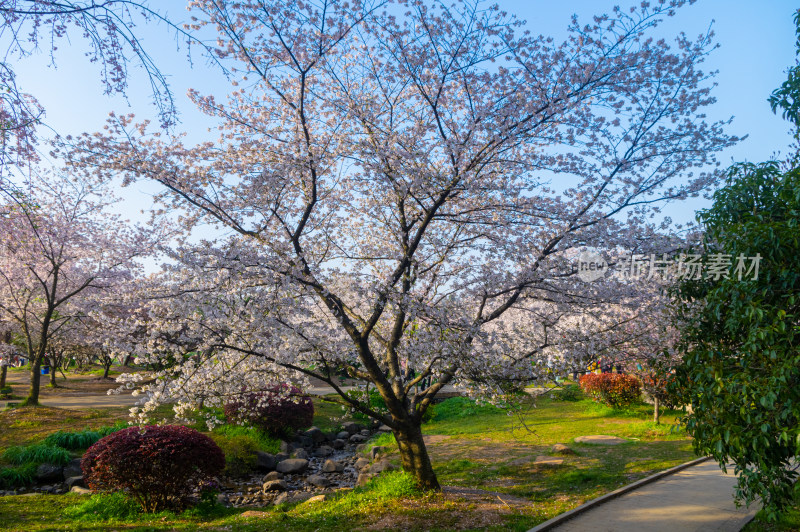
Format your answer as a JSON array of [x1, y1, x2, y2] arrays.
[[322, 459, 345, 473], [349, 434, 367, 444], [262, 471, 284, 482], [314, 445, 333, 458], [369, 459, 397, 474], [62, 458, 82, 479], [262, 480, 288, 492], [64, 476, 86, 489], [332, 438, 347, 449], [273, 491, 314, 506], [304, 426, 327, 445], [35, 463, 63, 483], [256, 451, 277, 471], [70, 486, 92, 495], [306, 474, 330, 488], [354, 457, 371, 470], [370, 446, 389, 460], [275, 458, 309, 474], [336, 431, 350, 440], [275, 452, 290, 462], [292, 449, 309, 460], [342, 422, 363, 435]]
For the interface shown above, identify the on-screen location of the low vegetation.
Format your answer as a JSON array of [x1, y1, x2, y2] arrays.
[[0, 391, 697, 531]]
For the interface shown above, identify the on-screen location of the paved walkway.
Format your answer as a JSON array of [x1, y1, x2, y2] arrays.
[[534, 459, 759, 532]]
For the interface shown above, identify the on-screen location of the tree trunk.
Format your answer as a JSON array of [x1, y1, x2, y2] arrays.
[[22, 358, 42, 406], [653, 396, 660, 425], [48, 360, 57, 387], [393, 421, 440, 490], [102, 356, 112, 379], [0, 364, 6, 388]]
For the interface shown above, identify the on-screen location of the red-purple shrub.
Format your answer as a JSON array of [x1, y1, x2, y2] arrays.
[[224, 384, 314, 437], [579, 373, 642, 408], [81, 425, 225, 513]]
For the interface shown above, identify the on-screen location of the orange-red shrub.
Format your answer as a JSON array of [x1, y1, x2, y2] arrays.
[[579, 373, 641, 408]]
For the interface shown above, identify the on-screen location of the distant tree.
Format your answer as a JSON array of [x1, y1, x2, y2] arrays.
[[0, 172, 155, 405], [670, 9, 800, 521]]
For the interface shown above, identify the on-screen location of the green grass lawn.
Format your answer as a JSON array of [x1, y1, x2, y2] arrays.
[[0, 393, 701, 531]]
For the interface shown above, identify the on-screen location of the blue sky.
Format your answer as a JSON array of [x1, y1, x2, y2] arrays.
[[10, 0, 799, 227]]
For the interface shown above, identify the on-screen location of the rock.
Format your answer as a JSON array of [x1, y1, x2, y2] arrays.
[[275, 452, 290, 462], [293, 449, 309, 460], [306, 474, 330, 488], [359, 429, 371, 437], [262, 480, 288, 492], [342, 422, 363, 435], [305, 494, 330, 504], [314, 445, 334, 458], [217, 493, 230, 506], [70, 486, 92, 495], [35, 463, 63, 483], [332, 439, 347, 449], [354, 457, 371, 470], [336, 431, 350, 440], [322, 460, 345, 473], [378, 424, 392, 432], [552, 443, 576, 456], [64, 476, 86, 489], [275, 458, 309, 474], [240, 510, 269, 518], [280, 441, 294, 453], [368, 459, 397, 474], [349, 434, 367, 444], [356, 471, 375, 487], [574, 435, 628, 445], [355, 443, 368, 453], [304, 426, 327, 445], [262, 471, 284, 482], [370, 446, 388, 460], [295, 435, 314, 449], [256, 451, 277, 471], [62, 458, 82, 479], [273, 491, 314, 506]]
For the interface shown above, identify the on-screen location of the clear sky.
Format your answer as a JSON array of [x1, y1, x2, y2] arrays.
[[8, 0, 799, 227]]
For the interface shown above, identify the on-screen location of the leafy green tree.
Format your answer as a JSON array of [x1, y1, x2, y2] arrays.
[[670, 10, 800, 521]]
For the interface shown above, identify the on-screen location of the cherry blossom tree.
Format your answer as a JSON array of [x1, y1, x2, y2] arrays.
[[0, 171, 156, 405], [70, 0, 737, 489]]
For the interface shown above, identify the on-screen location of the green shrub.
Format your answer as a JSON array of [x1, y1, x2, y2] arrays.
[[209, 432, 259, 477], [212, 424, 280, 454], [428, 397, 501, 422], [64, 492, 141, 521], [551, 384, 584, 402], [579, 373, 641, 408], [0, 463, 37, 489], [3, 443, 71, 466]]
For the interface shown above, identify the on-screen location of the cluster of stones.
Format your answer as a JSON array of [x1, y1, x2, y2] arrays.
[[0, 458, 91, 496], [220, 421, 396, 508]]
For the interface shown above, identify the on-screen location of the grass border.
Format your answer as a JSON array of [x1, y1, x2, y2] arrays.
[[527, 456, 713, 532]]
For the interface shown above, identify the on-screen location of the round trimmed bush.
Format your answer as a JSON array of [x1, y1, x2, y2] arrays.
[[81, 425, 225, 513], [224, 384, 314, 437]]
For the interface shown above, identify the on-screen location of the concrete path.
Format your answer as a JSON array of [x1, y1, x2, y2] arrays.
[[532, 459, 759, 532]]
